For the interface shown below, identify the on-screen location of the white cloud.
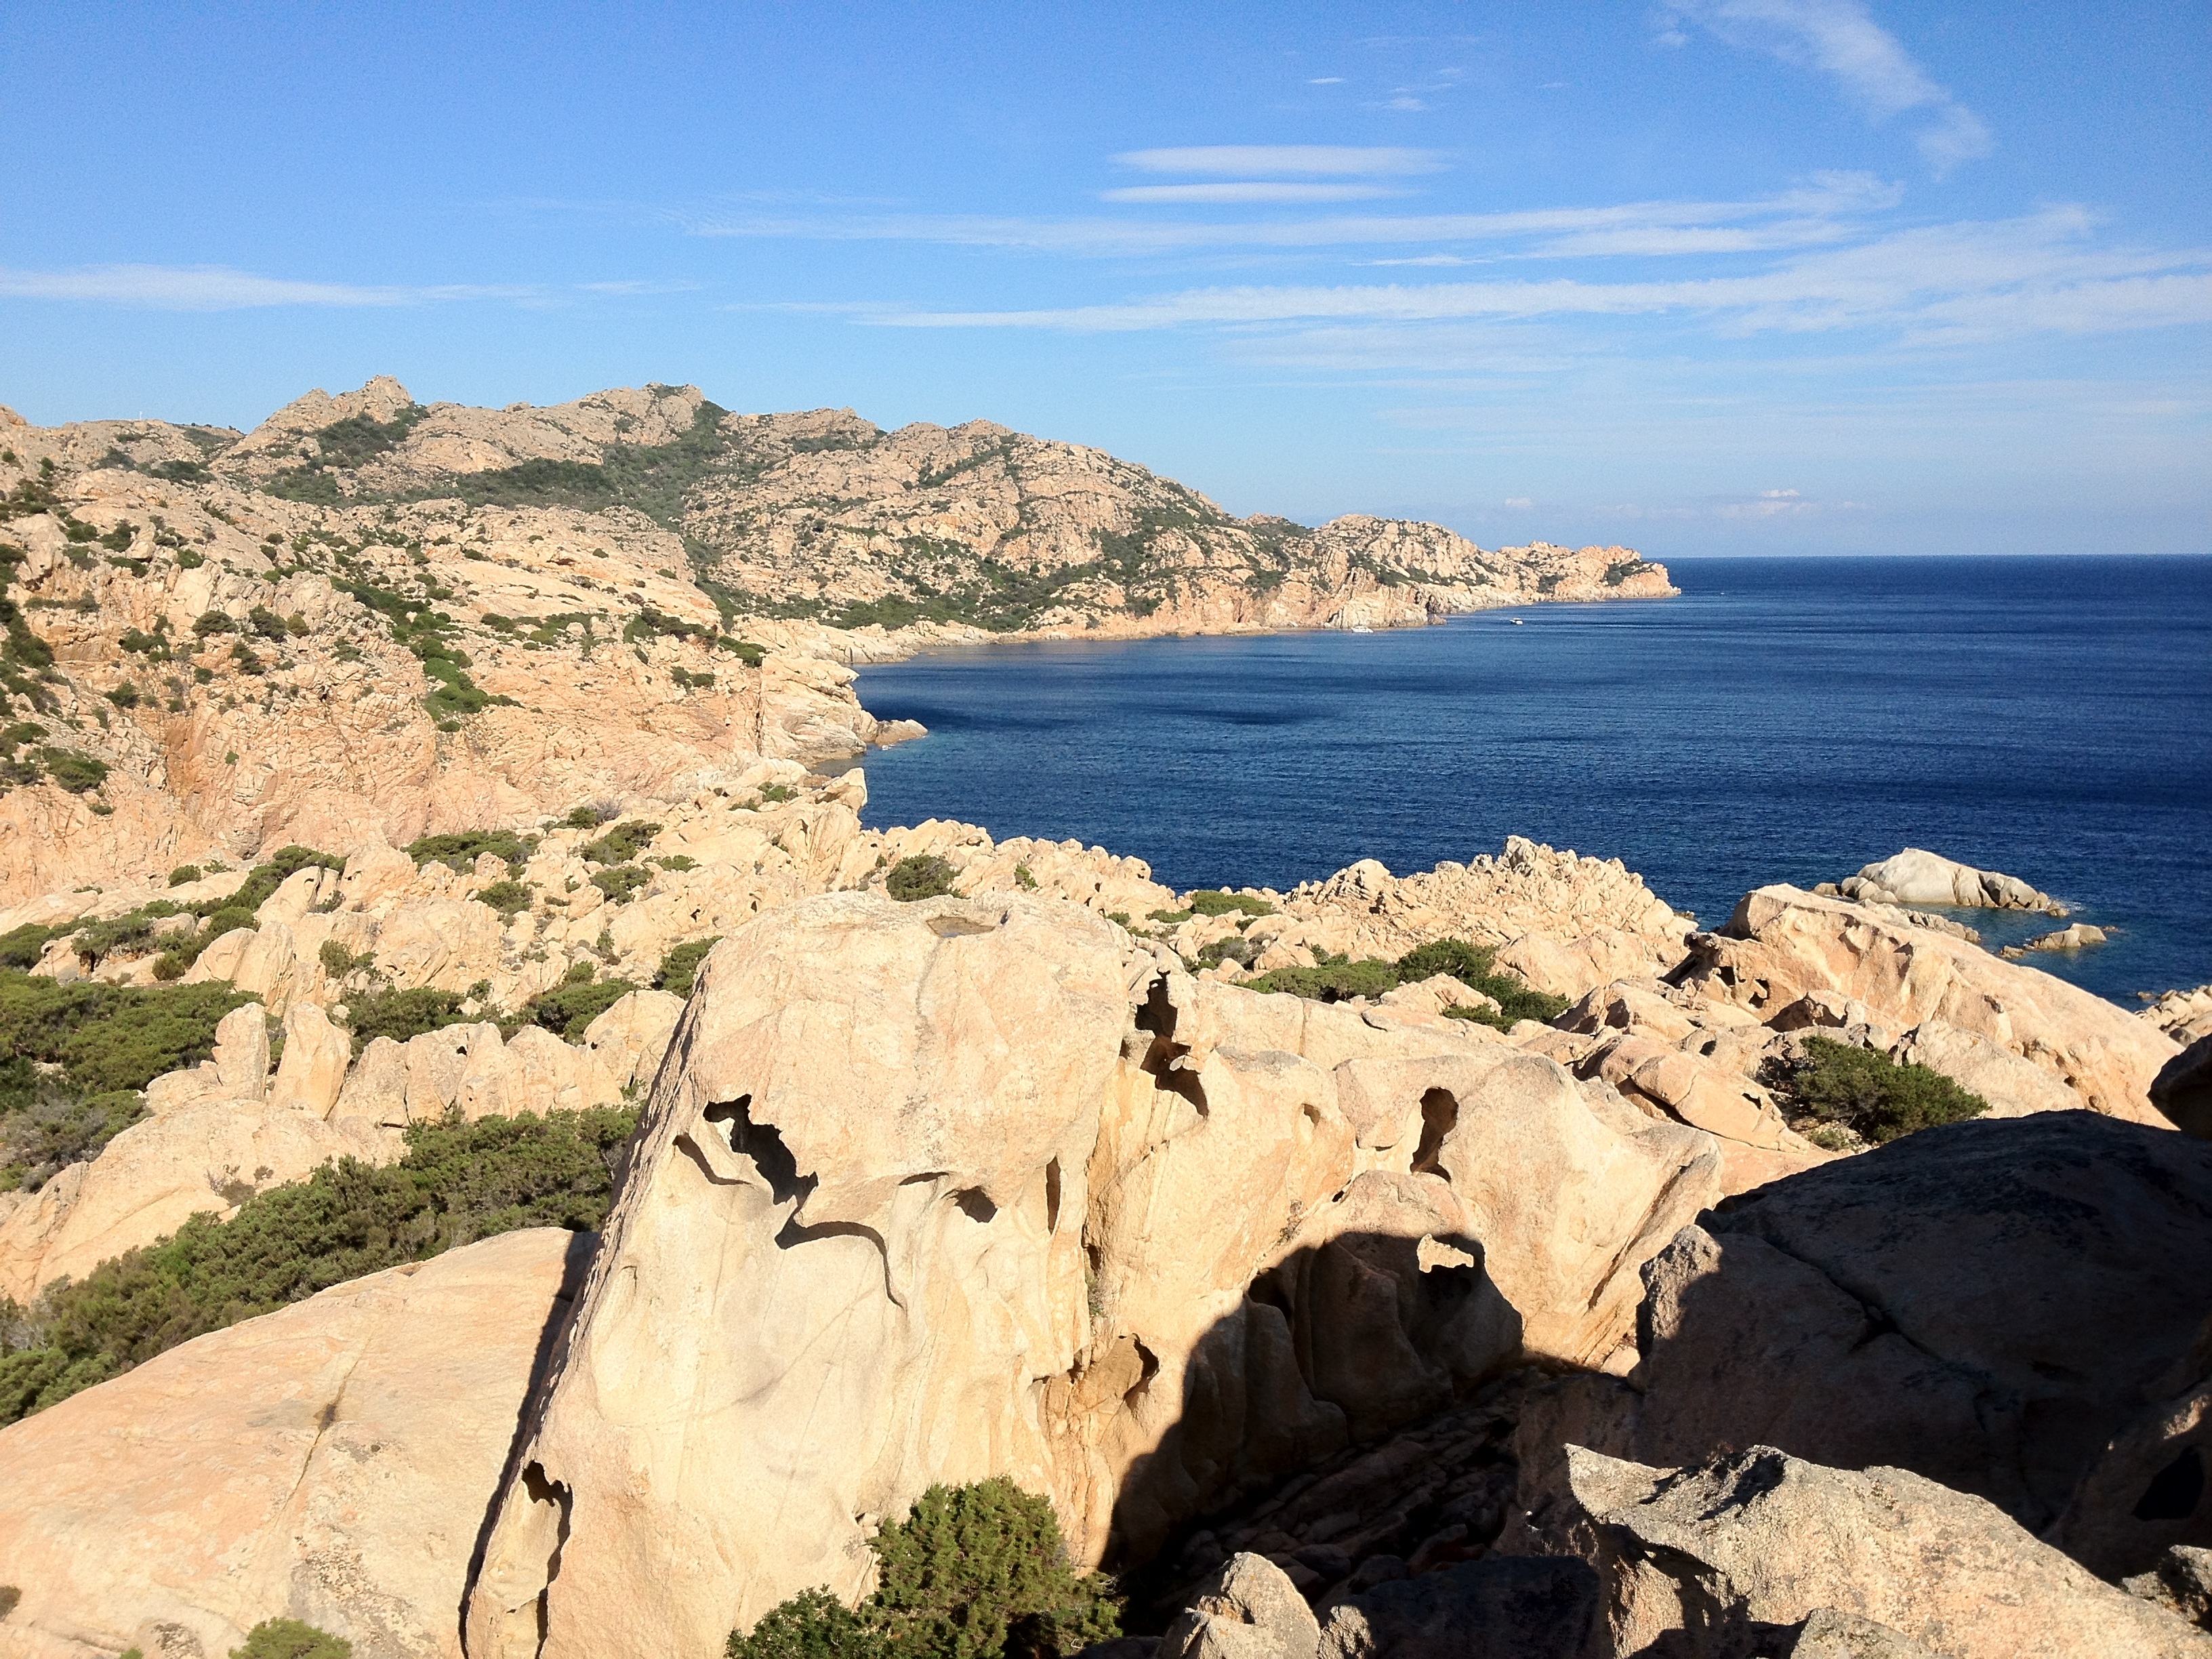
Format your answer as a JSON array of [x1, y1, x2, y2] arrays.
[[853, 209, 2212, 345], [1503, 496, 1534, 508], [1112, 145, 1446, 176], [1666, 0, 1993, 172], [1309, 77, 1345, 85], [1099, 183, 1410, 205], [0, 264, 531, 309]]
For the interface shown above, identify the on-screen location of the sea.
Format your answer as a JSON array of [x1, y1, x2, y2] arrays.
[[850, 554, 2212, 1005]]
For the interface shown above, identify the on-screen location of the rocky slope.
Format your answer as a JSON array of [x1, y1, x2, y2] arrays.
[[0, 379, 1667, 898]]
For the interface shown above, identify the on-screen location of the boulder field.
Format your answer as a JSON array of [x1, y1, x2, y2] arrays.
[[0, 880, 2205, 1659]]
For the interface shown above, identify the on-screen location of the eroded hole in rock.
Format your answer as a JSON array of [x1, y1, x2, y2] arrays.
[[703, 1094, 817, 1207], [954, 1187, 998, 1223], [2135, 1445, 2206, 1521], [516, 1458, 575, 1649], [1410, 1088, 1459, 1179], [1044, 1158, 1062, 1233]]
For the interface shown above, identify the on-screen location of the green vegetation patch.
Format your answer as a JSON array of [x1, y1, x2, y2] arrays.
[[342, 985, 469, 1054], [396, 396, 731, 528], [0, 1105, 636, 1425], [589, 864, 650, 904], [886, 855, 956, 902], [405, 828, 536, 872], [579, 819, 661, 864], [231, 1619, 353, 1659], [334, 577, 518, 723], [476, 879, 534, 917], [512, 964, 638, 1040], [265, 403, 430, 503], [1243, 937, 1570, 1031], [653, 935, 721, 999], [1185, 888, 1274, 918], [729, 1477, 1120, 1659], [1763, 1036, 1988, 1147]]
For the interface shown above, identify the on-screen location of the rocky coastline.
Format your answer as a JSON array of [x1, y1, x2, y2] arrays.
[[0, 382, 2207, 1659]]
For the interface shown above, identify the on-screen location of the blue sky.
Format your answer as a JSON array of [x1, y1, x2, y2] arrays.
[[2, 1, 2207, 556]]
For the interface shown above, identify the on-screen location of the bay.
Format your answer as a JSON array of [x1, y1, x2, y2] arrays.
[[852, 554, 2212, 1004]]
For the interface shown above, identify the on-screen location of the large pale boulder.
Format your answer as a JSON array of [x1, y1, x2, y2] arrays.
[[1162, 1553, 1320, 1659], [0, 1228, 591, 1659], [268, 1002, 350, 1117], [466, 893, 1134, 1659], [1680, 885, 2177, 1120], [1633, 1113, 2212, 1578], [1840, 847, 2063, 913], [0, 1104, 398, 1303], [464, 895, 1730, 1659], [580, 987, 685, 1092], [1559, 1444, 2209, 1659]]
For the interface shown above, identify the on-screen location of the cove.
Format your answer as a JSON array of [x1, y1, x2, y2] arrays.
[[853, 553, 2212, 1004]]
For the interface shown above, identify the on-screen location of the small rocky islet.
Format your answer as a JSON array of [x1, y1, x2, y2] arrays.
[[0, 384, 2207, 1658]]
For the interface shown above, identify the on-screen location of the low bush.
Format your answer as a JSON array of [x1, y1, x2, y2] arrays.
[[886, 855, 956, 902], [579, 819, 661, 865], [0, 970, 251, 1099], [1242, 937, 1570, 1030], [405, 828, 535, 872], [1185, 889, 1274, 918], [590, 864, 650, 904], [0, 1105, 636, 1425], [168, 864, 202, 886], [729, 1477, 1120, 1659], [1762, 1036, 1988, 1145], [231, 1620, 352, 1659], [654, 936, 721, 1000], [341, 985, 468, 1053], [512, 969, 637, 1040], [40, 748, 109, 794], [0, 920, 67, 970], [476, 879, 534, 916]]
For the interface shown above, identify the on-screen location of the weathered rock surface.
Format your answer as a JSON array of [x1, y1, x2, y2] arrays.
[[1558, 1444, 2210, 1659], [1313, 1554, 1601, 1659], [1161, 1554, 1320, 1659], [2146, 987, 2212, 1048], [1679, 884, 2179, 1120], [1839, 848, 2065, 914], [2002, 921, 2110, 958], [2128, 1547, 2212, 1633], [0, 1228, 590, 1659], [462, 891, 1731, 1658], [1633, 1113, 2212, 1576]]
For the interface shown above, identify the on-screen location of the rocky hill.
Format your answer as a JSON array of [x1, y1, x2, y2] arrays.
[[0, 380, 1668, 901]]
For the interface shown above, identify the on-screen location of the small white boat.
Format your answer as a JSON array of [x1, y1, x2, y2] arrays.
[[1349, 624, 1372, 634], [1510, 618, 1523, 626]]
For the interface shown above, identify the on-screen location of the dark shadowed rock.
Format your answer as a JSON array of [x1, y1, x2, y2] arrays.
[[2154, 1034, 2212, 1139], [1632, 1113, 2212, 1576], [1785, 1607, 1940, 1657], [2127, 1547, 2212, 1632], [1313, 1555, 1601, 1659]]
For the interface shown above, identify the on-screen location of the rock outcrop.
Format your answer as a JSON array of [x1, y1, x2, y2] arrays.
[[0, 1228, 590, 1659], [1679, 884, 2179, 1120], [463, 890, 1728, 1657], [2154, 1036, 2212, 1139], [1837, 848, 2064, 914], [1631, 1113, 2212, 1578], [1553, 1443, 2209, 1659]]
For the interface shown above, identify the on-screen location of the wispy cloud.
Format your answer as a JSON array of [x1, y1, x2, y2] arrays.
[[0, 263, 537, 310], [1666, 0, 1993, 172], [842, 210, 2212, 346], [684, 173, 1900, 260], [1099, 183, 1410, 205], [1113, 145, 1446, 176]]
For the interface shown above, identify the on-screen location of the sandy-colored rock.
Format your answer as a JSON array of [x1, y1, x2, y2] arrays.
[[0, 1228, 590, 1659], [1633, 1113, 2212, 1576], [1162, 1554, 1319, 1659], [1840, 847, 2064, 914], [269, 1002, 350, 1117], [1561, 1444, 2209, 1659], [2146, 987, 2212, 1048], [2127, 1547, 2212, 1633], [210, 1001, 270, 1099], [580, 988, 685, 1093], [1680, 885, 2178, 1120], [0, 1103, 399, 1303]]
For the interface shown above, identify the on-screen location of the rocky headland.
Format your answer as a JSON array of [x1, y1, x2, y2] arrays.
[[0, 382, 2205, 1659]]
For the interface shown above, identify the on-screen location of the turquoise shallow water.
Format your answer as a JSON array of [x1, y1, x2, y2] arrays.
[[851, 554, 2212, 1004]]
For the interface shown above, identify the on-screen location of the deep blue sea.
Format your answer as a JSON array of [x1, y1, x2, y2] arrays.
[[851, 555, 2212, 1004]]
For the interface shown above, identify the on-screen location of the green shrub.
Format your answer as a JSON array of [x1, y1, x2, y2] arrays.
[[476, 879, 533, 917], [342, 986, 468, 1053], [0, 1088, 148, 1191], [247, 606, 289, 642], [39, 749, 108, 794], [106, 679, 140, 709], [758, 783, 796, 804], [730, 1477, 1119, 1659], [70, 901, 187, 963], [1764, 1036, 1988, 1145], [562, 804, 607, 829], [589, 865, 649, 904], [513, 972, 637, 1040], [1244, 956, 1400, 1002], [405, 828, 535, 872], [0, 1105, 636, 1425], [204, 846, 344, 919], [579, 819, 661, 864], [192, 610, 237, 636], [0, 971, 251, 1097], [317, 939, 375, 981], [1239, 937, 1570, 1028], [1185, 889, 1273, 918], [0, 921, 67, 970], [230, 1620, 352, 1659], [0, 1584, 19, 1620], [168, 864, 202, 886], [886, 855, 956, 902], [654, 936, 721, 1000], [1014, 864, 1037, 891]]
